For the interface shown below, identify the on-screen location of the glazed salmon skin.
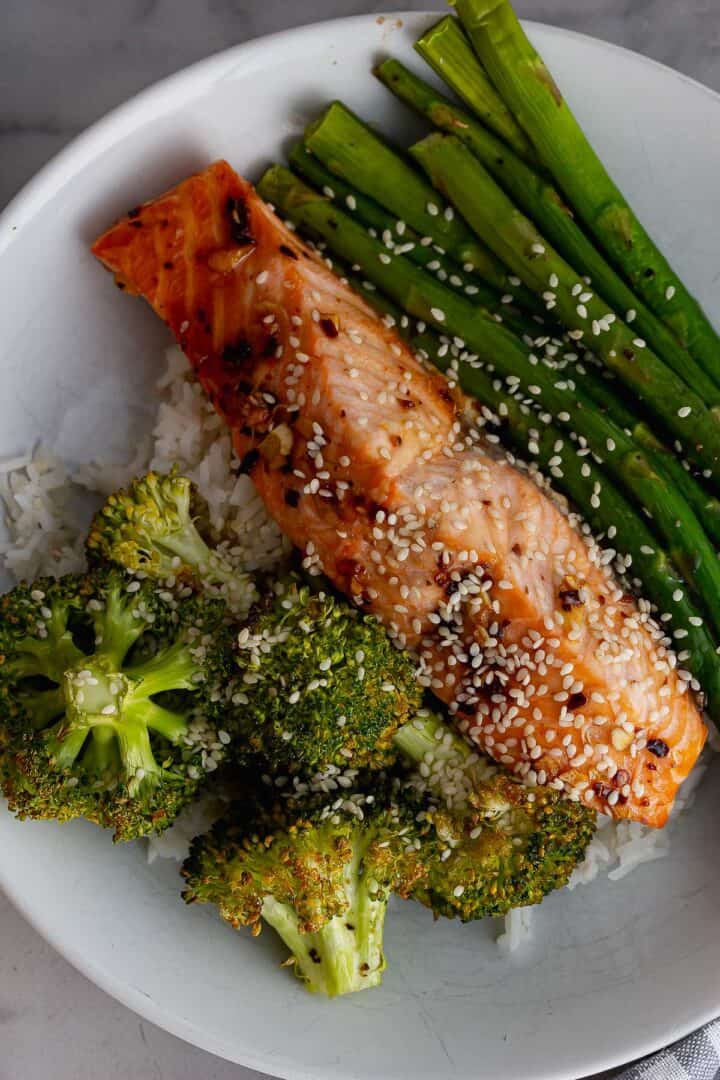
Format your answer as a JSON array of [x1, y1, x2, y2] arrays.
[[92, 160, 706, 827]]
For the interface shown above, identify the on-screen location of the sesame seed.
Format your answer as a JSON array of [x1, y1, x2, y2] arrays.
[[444, 206, 455, 221], [427, 202, 439, 216], [626, 309, 637, 323], [322, 185, 335, 198], [531, 242, 545, 255], [430, 307, 446, 322], [576, 304, 588, 319], [677, 406, 692, 418], [379, 253, 392, 264], [345, 194, 357, 210], [255, 270, 269, 285], [666, 285, 676, 300]]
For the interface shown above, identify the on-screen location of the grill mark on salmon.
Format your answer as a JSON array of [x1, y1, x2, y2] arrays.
[[92, 161, 707, 827]]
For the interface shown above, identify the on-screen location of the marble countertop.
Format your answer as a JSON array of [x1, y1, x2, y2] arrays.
[[1, 2, 718, 1078]]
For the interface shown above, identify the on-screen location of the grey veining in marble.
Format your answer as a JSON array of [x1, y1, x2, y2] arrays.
[[0, 2, 718, 1079]]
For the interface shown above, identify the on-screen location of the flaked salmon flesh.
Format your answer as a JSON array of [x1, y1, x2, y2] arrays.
[[92, 160, 707, 827]]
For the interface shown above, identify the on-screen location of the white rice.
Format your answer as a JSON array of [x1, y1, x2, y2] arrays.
[[0, 450, 87, 580], [0, 345, 712, 944], [145, 788, 231, 864], [0, 346, 289, 582], [148, 348, 289, 570], [498, 905, 534, 954]]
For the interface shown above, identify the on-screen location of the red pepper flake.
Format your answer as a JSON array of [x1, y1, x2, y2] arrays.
[[320, 316, 339, 338], [226, 196, 254, 246], [237, 449, 260, 475], [647, 738, 669, 758], [279, 244, 299, 260], [223, 340, 253, 364], [284, 489, 300, 508], [559, 587, 583, 610], [593, 781, 613, 801], [337, 557, 365, 580], [567, 692, 587, 710], [263, 334, 279, 357]]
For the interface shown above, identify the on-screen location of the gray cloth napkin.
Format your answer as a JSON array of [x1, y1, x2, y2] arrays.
[[617, 1021, 720, 1080]]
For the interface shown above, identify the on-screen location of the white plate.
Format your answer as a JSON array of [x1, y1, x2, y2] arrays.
[[1, 12, 719, 1080]]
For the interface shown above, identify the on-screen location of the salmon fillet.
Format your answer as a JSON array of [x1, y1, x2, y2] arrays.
[[92, 160, 707, 827]]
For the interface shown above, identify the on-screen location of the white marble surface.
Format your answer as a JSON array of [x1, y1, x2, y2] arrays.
[[1, 2, 718, 1079]]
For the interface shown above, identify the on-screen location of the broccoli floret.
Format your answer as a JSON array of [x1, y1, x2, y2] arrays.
[[0, 567, 238, 840], [182, 785, 432, 997], [232, 584, 593, 917], [396, 710, 596, 920], [234, 581, 422, 773], [87, 471, 258, 616]]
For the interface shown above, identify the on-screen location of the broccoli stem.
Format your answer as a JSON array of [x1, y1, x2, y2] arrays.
[[9, 632, 85, 684], [82, 725, 120, 774], [95, 588, 148, 668], [46, 724, 91, 771], [126, 700, 189, 744], [393, 709, 471, 767], [125, 640, 203, 698], [19, 687, 66, 730], [261, 894, 385, 997], [113, 713, 162, 794], [153, 528, 227, 587]]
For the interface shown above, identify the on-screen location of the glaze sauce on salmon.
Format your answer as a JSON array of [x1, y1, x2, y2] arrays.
[[92, 160, 707, 827]]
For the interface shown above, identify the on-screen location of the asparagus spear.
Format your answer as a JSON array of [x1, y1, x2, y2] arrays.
[[304, 102, 545, 317], [257, 164, 720, 635], [577, 368, 720, 547], [410, 132, 720, 478], [322, 266, 720, 717], [412, 14, 537, 164], [453, 0, 720, 389], [287, 141, 537, 341], [293, 126, 720, 544], [375, 57, 720, 407]]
